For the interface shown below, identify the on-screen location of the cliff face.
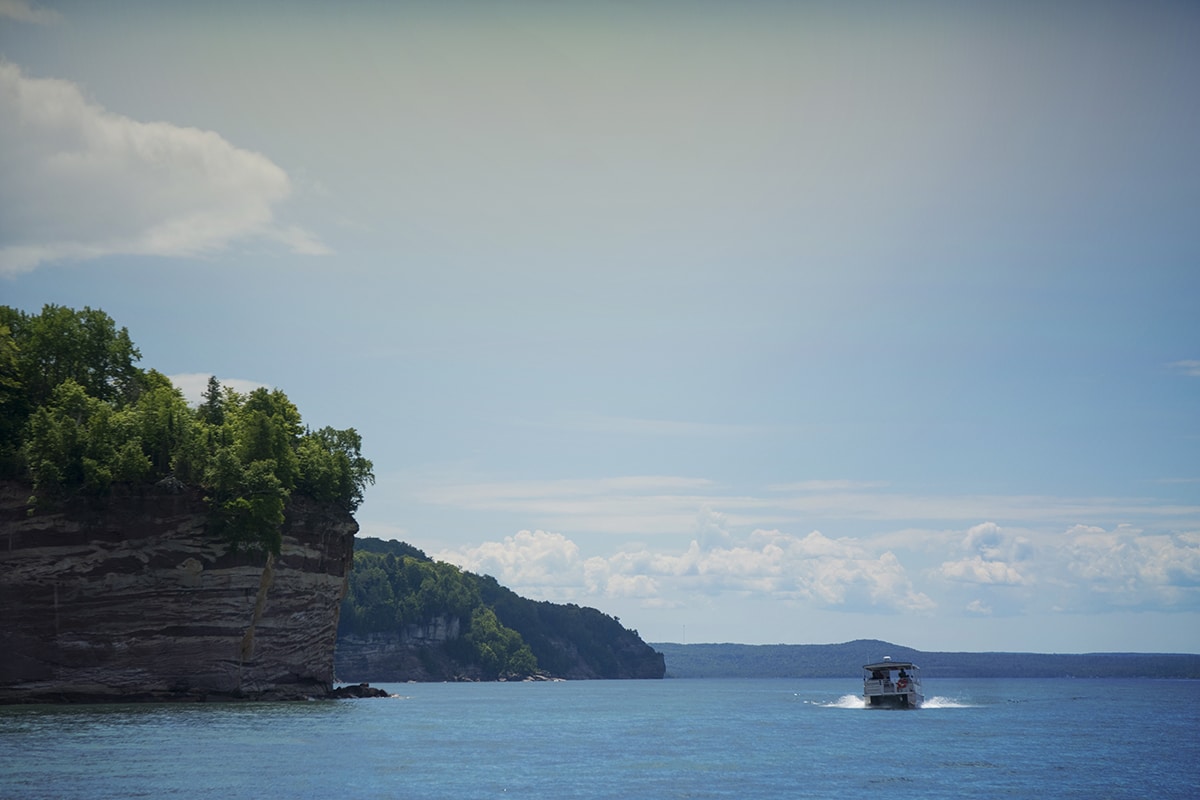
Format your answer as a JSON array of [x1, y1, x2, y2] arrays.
[[334, 617, 667, 682], [335, 616, 471, 682], [0, 480, 357, 703], [524, 629, 666, 680]]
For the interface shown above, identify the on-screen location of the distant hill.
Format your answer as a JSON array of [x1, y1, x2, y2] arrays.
[[652, 640, 1200, 679]]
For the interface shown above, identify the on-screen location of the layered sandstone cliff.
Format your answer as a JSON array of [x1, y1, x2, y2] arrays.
[[0, 480, 356, 703]]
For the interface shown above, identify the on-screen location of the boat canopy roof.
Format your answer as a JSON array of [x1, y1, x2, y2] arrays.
[[863, 661, 918, 671]]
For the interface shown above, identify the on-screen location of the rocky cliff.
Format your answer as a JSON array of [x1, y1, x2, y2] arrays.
[[0, 480, 357, 703], [335, 617, 470, 682], [335, 615, 666, 682]]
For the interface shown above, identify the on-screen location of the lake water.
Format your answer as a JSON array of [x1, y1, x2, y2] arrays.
[[1, 678, 1196, 799]]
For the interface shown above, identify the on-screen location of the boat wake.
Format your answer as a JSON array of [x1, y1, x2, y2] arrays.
[[806, 694, 868, 709], [805, 694, 977, 709], [922, 696, 976, 708]]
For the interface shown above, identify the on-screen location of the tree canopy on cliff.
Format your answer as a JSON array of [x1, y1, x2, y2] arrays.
[[340, 548, 537, 680], [0, 304, 373, 554]]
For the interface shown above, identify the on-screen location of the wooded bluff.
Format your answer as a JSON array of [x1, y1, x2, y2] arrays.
[[336, 537, 664, 681]]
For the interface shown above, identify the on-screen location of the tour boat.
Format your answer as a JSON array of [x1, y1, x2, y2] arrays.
[[862, 656, 923, 708]]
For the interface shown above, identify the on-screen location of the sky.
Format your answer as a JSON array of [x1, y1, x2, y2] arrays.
[[2, 0, 1198, 653]]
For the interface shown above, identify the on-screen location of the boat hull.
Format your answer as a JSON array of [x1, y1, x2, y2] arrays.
[[865, 692, 923, 709]]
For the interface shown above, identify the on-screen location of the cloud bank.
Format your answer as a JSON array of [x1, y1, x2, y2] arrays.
[[0, 62, 327, 274], [437, 520, 1200, 620], [0, 0, 60, 24], [416, 472, 1200, 622], [407, 471, 1200, 624], [439, 526, 936, 615]]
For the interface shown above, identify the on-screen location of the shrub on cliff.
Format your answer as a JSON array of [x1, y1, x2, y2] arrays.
[[1, 304, 373, 554]]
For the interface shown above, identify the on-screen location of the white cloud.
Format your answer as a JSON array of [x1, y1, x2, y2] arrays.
[[1168, 360, 1200, 377], [694, 506, 732, 551], [439, 526, 935, 614], [604, 573, 661, 599], [964, 520, 1033, 562], [1062, 524, 1200, 605], [437, 530, 585, 595], [417, 473, 1200, 618], [0, 62, 328, 274], [941, 555, 1029, 586], [966, 599, 993, 615], [939, 522, 1033, 586], [0, 0, 60, 23], [935, 522, 1200, 610], [168, 373, 271, 406]]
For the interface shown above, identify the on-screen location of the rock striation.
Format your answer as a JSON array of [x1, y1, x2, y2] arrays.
[[0, 480, 357, 703]]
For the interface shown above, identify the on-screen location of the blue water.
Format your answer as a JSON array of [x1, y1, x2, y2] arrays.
[[1, 678, 1196, 799]]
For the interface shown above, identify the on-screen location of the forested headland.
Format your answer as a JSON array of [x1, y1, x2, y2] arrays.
[[338, 537, 665, 681]]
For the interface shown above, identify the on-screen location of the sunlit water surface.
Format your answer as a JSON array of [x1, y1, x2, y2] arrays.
[[2, 678, 1195, 799]]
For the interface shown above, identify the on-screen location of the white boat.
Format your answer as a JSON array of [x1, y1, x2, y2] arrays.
[[862, 656, 923, 708]]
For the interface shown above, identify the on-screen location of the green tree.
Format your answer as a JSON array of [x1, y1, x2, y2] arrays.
[[207, 458, 288, 554], [194, 386, 307, 554], [344, 557, 397, 632], [235, 388, 302, 491], [23, 379, 120, 494], [197, 375, 225, 426], [457, 606, 538, 679], [0, 323, 24, 474], [5, 305, 141, 408], [296, 426, 374, 511], [132, 370, 195, 475]]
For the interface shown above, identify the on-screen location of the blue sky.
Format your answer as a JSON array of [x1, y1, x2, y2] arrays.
[[2, 0, 1198, 653]]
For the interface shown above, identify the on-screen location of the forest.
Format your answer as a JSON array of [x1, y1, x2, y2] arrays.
[[0, 304, 374, 554]]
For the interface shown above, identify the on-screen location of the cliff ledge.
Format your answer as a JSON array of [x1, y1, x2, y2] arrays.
[[0, 480, 356, 703]]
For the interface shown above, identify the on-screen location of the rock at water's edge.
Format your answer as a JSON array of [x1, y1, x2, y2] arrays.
[[328, 682, 392, 699]]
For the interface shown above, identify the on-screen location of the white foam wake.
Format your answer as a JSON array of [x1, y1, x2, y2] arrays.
[[806, 693, 868, 709], [922, 696, 976, 708]]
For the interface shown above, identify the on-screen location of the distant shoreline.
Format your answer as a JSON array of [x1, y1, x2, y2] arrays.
[[651, 639, 1200, 679]]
